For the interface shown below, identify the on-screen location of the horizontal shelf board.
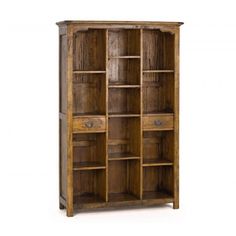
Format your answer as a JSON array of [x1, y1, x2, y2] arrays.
[[109, 56, 141, 59], [109, 193, 139, 202], [143, 159, 173, 167], [73, 113, 105, 117], [73, 70, 106, 74], [143, 113, 174, 116], [109, 152, 140, 161], [143, 70, 174, 73], [108, 139, 129, 145], [73, 140, 95, 147], [108, 113, 140, 117], [73, 162, 106, 170], [142, 191, 173, 200], [108, 85, 140, 88], [74, 193, 104, 205]]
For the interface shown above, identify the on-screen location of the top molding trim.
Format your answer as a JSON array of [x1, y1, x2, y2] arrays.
[[56, 20, 184, 27]]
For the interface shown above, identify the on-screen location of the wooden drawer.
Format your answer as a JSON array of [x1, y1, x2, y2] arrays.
[[73, 116, 106, 133], [143, 114, 174, 131]]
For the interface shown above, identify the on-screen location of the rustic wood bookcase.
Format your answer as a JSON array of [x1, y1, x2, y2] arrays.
[[57, 21, 183, 217]]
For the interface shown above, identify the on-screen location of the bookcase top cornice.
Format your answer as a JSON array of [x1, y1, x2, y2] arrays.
[[56, 20, 184, 27]]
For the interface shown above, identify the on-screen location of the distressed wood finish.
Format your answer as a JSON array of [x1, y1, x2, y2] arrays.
[[57, 20, 183, 216]]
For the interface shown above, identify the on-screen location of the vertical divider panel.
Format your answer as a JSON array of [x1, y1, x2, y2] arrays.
[[173, 28, 180, 209], [105, 29, 109, 202], [66, 25, 74, 217], [140, 29, 143, 199]]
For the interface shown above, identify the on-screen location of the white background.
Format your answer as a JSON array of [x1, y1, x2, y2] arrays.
[[0, 0, 236, 235]]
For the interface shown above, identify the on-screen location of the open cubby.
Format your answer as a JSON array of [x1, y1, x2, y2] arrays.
[[108, 88, 140, 115], [58, 21, 182, 216], [108, 58, 140, 85], [108, 117, 140, 159], [108, 160, 140, 201], [73, 74, 106, 116], [108, 29, 140, 57], [73, 133, 106, 169], [143, 29, 174, 71], [73, 169, 106, 205], [143, 166, 173, 200], [73, 29, 106, 71], [143, 73, 174, 114], [143, 131, 174, 166]]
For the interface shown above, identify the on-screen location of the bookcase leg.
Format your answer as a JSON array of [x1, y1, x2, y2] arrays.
[[173, 200, 179, 209], [66, 208, 74, 217], [59, 203, 65, 209]]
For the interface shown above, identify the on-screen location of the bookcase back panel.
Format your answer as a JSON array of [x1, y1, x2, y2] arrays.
[[73, 133, 106, 166], [108, 88, 140, 114], [73, 29, 106, 71], [108, 29, 140, 56], [73, 74, 106, 115], [143, 73, 174, 113], [108, 59, 140, 85], [143, 30, 174, 70], [143, 166, 173, 194]]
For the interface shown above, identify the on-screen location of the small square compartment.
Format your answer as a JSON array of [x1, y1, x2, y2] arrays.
[[73, 74, 106, 116], [108, 58, 140, 85], [108, 88, 140, 115], [143, 73, 174, 114], [108, 117, 140, 159], [143, 131, 174, 165], [143, 29, 174, 70], [73, 29, 106, 71], [73, 169, 106, 204], [108, 160, 140, 201], [73, 133, 106, 168], [108, 29, 140, 57], [143, 166, 173, 200]]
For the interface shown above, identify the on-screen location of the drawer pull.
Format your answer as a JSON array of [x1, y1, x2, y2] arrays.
[[154, 120, 162, 126], [85, 121, 94, 128]]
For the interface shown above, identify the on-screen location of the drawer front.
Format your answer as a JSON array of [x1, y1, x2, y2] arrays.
[[73, 117, 106, 132], [143, 115, 174, 130]]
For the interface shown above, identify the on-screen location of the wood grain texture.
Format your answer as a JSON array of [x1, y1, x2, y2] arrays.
[[57, 21, 182, 216]]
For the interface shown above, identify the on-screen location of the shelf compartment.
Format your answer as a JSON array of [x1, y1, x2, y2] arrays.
[[108, 29, 140, 57], [108, 58, 140, 85], [143, 73, 174, 114], [108, 160, 140, 201], [143, 166, 173, 200], [109, 88, 140, 115], [73, 133, 106, 168], [73, 169, 106, 204], [108, 117, 141, 159], [73, 74, 106, 116], [73, 29, 106, 71], [143, 29, 174, 70], [143, 131, 174, 164]]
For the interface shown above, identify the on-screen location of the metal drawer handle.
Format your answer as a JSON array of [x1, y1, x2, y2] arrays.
[[154, 120, 162, 126], [85, 121, 94, 128]]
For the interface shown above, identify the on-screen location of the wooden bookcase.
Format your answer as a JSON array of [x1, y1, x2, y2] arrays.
[[57, 21, 183, 216]]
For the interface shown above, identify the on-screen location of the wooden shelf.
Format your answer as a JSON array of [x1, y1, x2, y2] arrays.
[[108, 113, 140, 117], [143, 70, 174, 73], [74, 193, 104, 204], [73, 162, 106, 170], [109, 56, 140, 59], [143, 159, 173, 167], [108, 85, 140, 88], [109, 152, 140, 161], [142, 191, 173, 200], [73, 113, 105, 117], [73, 70, 106, 74], [109, 193, 139, 202]]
